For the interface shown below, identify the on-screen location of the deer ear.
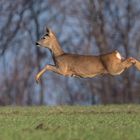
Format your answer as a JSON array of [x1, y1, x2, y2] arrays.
[[46, 27, 49, 33]]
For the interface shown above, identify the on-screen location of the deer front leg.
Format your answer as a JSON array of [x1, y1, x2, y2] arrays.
[[35, 64, 60, 83], [35, 67, 47, 83]]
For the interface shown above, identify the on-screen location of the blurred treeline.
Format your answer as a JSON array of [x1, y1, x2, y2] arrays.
[[0, 0, 140, 105]]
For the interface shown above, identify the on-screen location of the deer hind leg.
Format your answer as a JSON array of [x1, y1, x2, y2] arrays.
[[134, 59, 140, 71], [35, 64, 61, 83], [108, 57, 136, 75], [123, 57, 140, 71], [116, 57, 136, 74], [121, 57, 136, 68]]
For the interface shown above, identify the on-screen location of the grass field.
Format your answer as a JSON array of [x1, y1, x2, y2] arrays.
[[0, 105, 140, 140]]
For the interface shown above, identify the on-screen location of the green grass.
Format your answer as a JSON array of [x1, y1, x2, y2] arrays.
[[0, 105, 140, 140]]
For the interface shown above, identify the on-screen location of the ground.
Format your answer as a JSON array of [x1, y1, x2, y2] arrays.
[[0, 105, 139, 140]]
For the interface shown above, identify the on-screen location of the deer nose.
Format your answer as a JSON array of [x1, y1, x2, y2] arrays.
[[36, 42, 39, 46]]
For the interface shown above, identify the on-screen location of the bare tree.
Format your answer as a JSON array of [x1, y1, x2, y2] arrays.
[[0, 0, 140, 105]]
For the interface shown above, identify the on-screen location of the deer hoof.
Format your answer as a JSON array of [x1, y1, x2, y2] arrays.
[[35, 75, 41, 84]]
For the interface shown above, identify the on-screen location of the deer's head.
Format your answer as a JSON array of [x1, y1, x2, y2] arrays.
[[36, 27, 56, 50]]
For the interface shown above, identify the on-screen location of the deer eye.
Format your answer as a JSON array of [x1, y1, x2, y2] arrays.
[[45, 33, 49, 36], [42, 37, 46, 39]]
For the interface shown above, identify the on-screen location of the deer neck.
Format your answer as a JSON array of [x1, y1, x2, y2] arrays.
[[50, 40, 64, 57]]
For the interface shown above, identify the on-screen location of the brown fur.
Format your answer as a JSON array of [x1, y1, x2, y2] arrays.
[[35, 28, 140, 83]]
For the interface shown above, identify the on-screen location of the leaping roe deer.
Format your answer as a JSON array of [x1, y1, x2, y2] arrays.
[[35, 27, 140, 83]]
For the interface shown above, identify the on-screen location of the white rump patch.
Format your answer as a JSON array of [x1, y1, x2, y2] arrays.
[[116, 52, 122, 60]]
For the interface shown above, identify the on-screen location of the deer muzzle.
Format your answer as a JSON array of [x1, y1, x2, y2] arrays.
[[36, 42, 40, 46]]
